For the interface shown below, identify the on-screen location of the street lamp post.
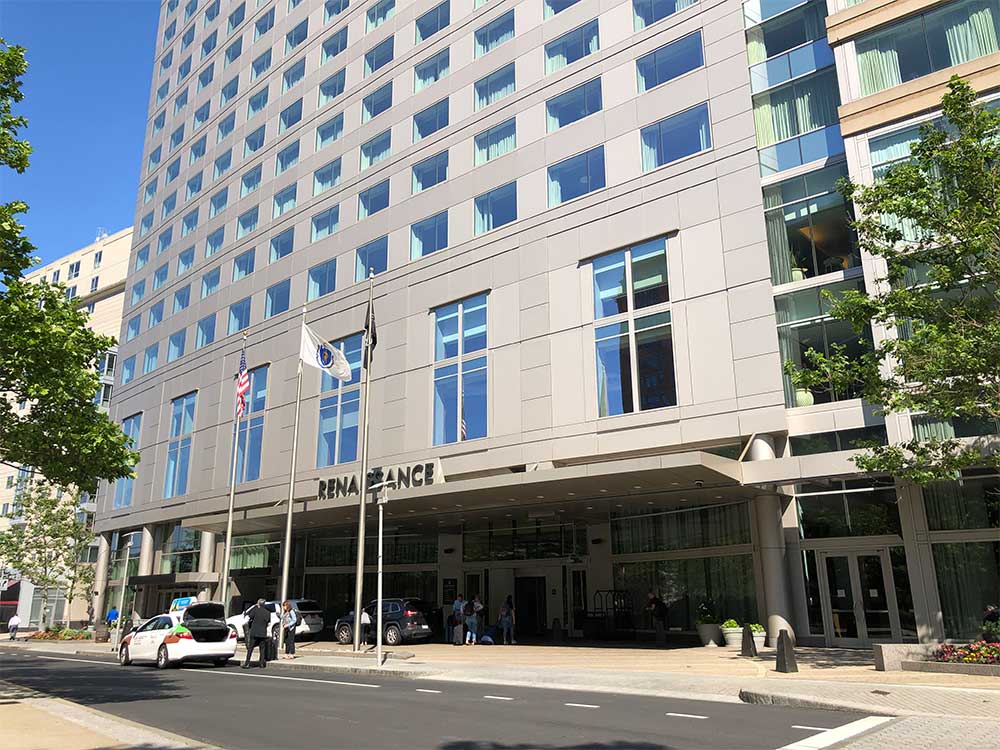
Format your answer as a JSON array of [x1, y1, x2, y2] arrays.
[[112, 536, 133, 652]]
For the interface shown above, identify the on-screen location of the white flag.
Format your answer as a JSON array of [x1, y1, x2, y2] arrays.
[[300, 321, 351, 381]]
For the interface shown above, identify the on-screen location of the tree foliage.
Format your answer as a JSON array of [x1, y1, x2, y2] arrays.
[[0, 38, 136, 493], [787, 77, 1000, 483]]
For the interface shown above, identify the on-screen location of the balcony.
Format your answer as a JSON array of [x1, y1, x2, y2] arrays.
[[759, 124, 845, 176], [750, 40, 835, 94], [744, 0, 810, 27]]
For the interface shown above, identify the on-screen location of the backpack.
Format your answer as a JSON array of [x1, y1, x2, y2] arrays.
[[464, 601, 475, 617]]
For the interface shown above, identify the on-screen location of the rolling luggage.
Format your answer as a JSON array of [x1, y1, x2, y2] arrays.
[[265, 636, 277, 661]]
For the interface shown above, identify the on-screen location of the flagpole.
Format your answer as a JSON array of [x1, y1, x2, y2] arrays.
[[351, 272, 376, 652], [278, 307, 306, 655], [219, 331, 248, 617]]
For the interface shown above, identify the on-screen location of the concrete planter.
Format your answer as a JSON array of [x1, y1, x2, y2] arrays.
[[696, 623, 722, 647], [753, 632, 766, 651], [722, 627, 743, 648], [902, 660, 1000, 677]]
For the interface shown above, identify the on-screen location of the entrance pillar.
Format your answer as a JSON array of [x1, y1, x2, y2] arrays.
[[750, 435, 795, 645], [198, 531, 217, 601], [92, 533, 111, 625], [135, 526, 155, 617]]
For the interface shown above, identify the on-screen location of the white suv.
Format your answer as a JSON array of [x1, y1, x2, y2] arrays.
[[226, 599, 324, 640]]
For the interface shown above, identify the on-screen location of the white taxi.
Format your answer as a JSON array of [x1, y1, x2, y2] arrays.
[[119, 599, 237, 669]]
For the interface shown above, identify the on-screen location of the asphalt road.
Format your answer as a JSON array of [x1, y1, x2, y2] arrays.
[[0, 651, 869, 750]]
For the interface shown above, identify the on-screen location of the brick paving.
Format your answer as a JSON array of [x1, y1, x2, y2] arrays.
[[838, 716, 1000, 750]]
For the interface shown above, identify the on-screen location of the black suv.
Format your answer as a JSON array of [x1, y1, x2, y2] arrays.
[[334, 598, 434, 646]]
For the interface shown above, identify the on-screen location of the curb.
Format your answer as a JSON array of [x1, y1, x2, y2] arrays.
[[739, 688, 904, 716]]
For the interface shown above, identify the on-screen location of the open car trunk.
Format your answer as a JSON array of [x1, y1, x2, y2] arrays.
[[183, 602, 231, 643]]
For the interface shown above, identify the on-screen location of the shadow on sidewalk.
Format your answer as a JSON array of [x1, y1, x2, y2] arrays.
[[753, 647, 875, 670]]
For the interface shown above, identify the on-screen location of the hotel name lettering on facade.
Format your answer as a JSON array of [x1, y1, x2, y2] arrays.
[[317, 459, 444, 500]]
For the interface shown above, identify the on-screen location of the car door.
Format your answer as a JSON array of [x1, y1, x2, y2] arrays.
[[131, 617, 167, 660]]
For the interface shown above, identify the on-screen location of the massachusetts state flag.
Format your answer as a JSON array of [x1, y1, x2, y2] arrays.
[[300, 321, 351, 381], [235, 347, 250, 417]]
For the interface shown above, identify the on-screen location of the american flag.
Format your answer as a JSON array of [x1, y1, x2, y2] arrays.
[[235, 346, 250, 417]]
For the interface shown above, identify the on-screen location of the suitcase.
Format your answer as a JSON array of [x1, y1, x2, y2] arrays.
[[265, 636, 277, 661], [453, 623, 463, 646]]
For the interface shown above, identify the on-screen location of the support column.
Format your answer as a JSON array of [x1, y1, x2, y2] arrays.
[[138, 526, 155, 576], [92, 533, 111, 627], [750, 435, 795, 645], [198, 531, 217, 601]]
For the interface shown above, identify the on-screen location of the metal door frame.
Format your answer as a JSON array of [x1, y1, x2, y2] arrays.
[[817, 548, 902, 647]]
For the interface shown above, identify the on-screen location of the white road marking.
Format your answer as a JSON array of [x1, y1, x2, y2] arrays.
[[776, 717, 894, 750], [791, 726, 831, 732], [416, 688, 442, 694], [565, 703, 600, 709], [37, 656, 117, 667], [665, 712, 708, 720], [483, 695, 514, 701]]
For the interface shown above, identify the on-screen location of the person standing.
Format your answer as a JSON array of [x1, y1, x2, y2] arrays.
[[106, 606, 119, 628], [498, 596, 514, 645], [647, 591, 668, 644], [7, 613, 20, 640], [243, 599, 271, 669], [281, 601, 298, 660], [465, 595, 483, 645], [451, 594, 465, 646]]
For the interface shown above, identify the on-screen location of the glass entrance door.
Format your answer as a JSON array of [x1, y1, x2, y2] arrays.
[[818, 549, 902, 647]]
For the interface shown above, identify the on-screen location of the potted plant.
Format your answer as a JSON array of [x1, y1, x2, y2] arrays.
[[695, 602, 722, 647], [721, 618, 743, 648], [789, 253, 808, 282], [748, 622, 766, 650]]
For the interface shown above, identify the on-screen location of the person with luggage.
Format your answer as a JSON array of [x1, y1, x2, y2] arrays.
[[242, 599, 271, 668], [451, 594, 465, 646]]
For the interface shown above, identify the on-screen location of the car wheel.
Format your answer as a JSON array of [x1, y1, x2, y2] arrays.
[[119, 645, 132, 666], [336, 624, 352, 644], [384, 625, 402, 646], [214, 658, 229, 667], [156, 644, 171, 669]]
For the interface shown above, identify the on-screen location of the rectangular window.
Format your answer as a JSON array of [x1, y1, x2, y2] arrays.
[[752, 68, 839, 150], [193, 101, 211, 128], [545, 19, 599, 74], [322, 27, 347, 62], [548, 146, 605, 206], [411, 211, 448, 258], [474, 118, 516, 165], [412, 97, 449, 141], [416, 1, 450, 43], [189, 135, 207, 165], [412, 150, 448, 193], [227, 2, 245, 33], [633, 0, 697, 32], [252, 49, 272, 79], [640, 102, 712, 171], [270, 228, 294, 262], [217, 111, 236, 142], [197, 65, 214, 92], [433, 294, 488, 444], [228, 297, 251, 333], [156, 79, 170, 105], [168, 329, 187, 362], [319, 68, 346, 104], [317, 334, 362, 467], [636, 30, 703, 93], [279, 99, 303, 132], [316, 113, 344, 149], [220, 75, 239, 105], [157, 227, 173, 254], [224, 37, 242, 66], [414, 48, 449, 92], [474, 181, 516, 234], [360, 130, 391, 171], [205, 227, 225, 256], [244, 125, 265, 156], [173, 284, 191, 312], [255, 7, 275, 39], [475, 10, 514, 57], [275, 141, 300, 174], [113, 413, 142, 508], [185, 172, 202, 199], [126, 315, 141, 342], [201, 266, 220, 297], [546, 78, 601, 131], [366, 0, 395, 31], [307, 258, 337, 300], [214, 149, 233, 179], [162, 191, 178, 218], [313, 158, 342, 195], [358, 180, 390, 219], [143, 343, 159, 374], [265, 279, 291, 318], [544, 0, 579, 18], [355, 235, 388, 280], [241, 164, 262, 197], [181, 208, 199, 236], [593, 237, 668, 319], [247, 85, 269, 117], [195, 313, 216, 348], [474, 63, 515, 110], [233, 248, 255, 280], [209, 187, 229, 218], [237, 206, 259, 238], [235, 365, 268, 482], [169, 124, 185, 151], [148, 300, 164, 329], [135, 245, 150, 270], [153, 263, 169, 290], [161, 51, 174, 75], [364, 37, 394, 77], [201, 30, 218, 58], [121, 355, 136, 384], [164, 19, 177, 44], [362, 82, 392, 122], [148, 146, 162, 172], [203, 0, 219, 24], [177, 56, 192, 82], [325, 0, 349, 22], [272, 184, 297, 218], [144, 178, 158, 204], [311, 205, 340, 240], [283, 58, 306, 91], [285, 19, 308, 53], [595, 309, 675, 416], [177, 246, 195, 274], [164, 392, 196, 499], [165, 157, 181, 182]]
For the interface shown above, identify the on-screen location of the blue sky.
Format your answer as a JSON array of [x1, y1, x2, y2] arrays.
[[2, 1, 160, 267]]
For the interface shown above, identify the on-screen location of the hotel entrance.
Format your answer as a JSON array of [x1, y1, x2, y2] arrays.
[[817, 548, 909, 647]]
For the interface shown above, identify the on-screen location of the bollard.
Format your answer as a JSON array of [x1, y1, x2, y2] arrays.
[[741, 626, 757, 657], [775, 629, 798, 673]]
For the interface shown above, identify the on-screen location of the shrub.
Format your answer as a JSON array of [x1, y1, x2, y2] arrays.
[[748, 623, 765, 633], [933, 641, 1000, 665], [982, 619, 1000, 643], [721, 619, 740, 629], [695, 601, 718, 625], [29, 627, 92, 641]]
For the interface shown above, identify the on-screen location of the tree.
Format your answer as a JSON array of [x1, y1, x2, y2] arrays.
[[0, 38, 137, 493], [62, 515, 96, 628], [0, 482, 93, 628], [786, 77, 1000, 484]]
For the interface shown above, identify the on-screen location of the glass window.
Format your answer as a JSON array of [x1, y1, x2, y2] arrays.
[[177, 246, 195, 274], [148, 145, 163, 172], [152, 111, 166, 136], [633, 0, 697, 31], [544, 0, 580, 17], [283, 58, 306, 91], [433, 294, 488, 444], [247, 85, 269, 117], [592, 237, 669, 319], [411, 211, 448, 258], [314, 158, 342, 195], [317, 113, 344, 149], [220, 75, 239, 105], [195, 313, 216, 348], [474, 118, 516, 165], [173, 284, 191, 313], [241, 163, 262, 196], [414, 48, 449, 93], [270, 228, 294, 262], [280, 99, 303, 132], [227, 1, 245, 32], [237, 206, 259, 238], [640, 102, 712, 171], [135, 245, 150, 271], [233, 248, 255, 280], [245, 125, 266, 155], [201, 29, 218, 58], [325, 0, 349, 22], [311, 205, 340, 241], [126, 315, 141, 342], [319, 68, 346, 104], [214, 149, 232, 179], [121, 355, 136, 384], [367, 0, 395, 31], [362, 82, 392, 123], [796, 482, 901, 538], [275, 141, 300, 174], [545, 19, 598, 74], [148, 300, 164, 329], [416, 1, 449, 43], [365, 37, 394, 77], [358, 179, 390, 219], [167, 329, 187, 362], [265, 279, 291, 318], [205, 227, 225, 256], [157, 227, 173, 254], [225, 37, 243, 66], [161, 191, 178, 218], [181, 209, 199, 237], [203, 0, 219, 24], [143, 343, 159, 374], [924, 472, 1000, 531], [165, 157, 181, 182], [174, 86, 189, 113], [637, 31, 703, 92], [113, 413, 142, 508], [323, 27, 347, 62], [548, 146, 605, 206], [474, 181, 516, 234], [546, 78, 602, 132], [144, 178, 158, 204], [169, 124, 185, 151], [153, 263, 169, 290], [932, 541, 1000, 639], [412, 150, 448, 193], [360, 130, 391, 171], [596, 311, 676, 416], [413, 97, 449, 141], [217, 111, 236, 142], [475, 64, 515, 111], [355, 235, 388, 281], [189, 135, 207, 165], [317, 333, 363, 466], [197, 65, 215, 93], [209, 187, 228, 218], [229, 296, 251, 333], [164, 391, 196, 499], [185, 172, 202, 199], [308, 258, 337, 300], [234, 366, 268, 482], [156, 80, 170, 104], [177, 56, 192, 82], [475, 10, 514, 57], [201, 267, 220, 297], [752, 67, 839, 149], [255, 7, 275, 39], [252, 49, 272, 79]]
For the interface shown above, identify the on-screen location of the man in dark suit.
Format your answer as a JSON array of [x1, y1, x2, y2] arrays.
[[242, 599, 272, 669]]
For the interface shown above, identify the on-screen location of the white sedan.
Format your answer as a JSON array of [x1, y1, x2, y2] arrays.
[[119, 601, 237, 669]]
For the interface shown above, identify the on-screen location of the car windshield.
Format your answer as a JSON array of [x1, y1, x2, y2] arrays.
[[294, 600, 321, 613], [184, 603, 225, 620], [404, 599, 430, 612]]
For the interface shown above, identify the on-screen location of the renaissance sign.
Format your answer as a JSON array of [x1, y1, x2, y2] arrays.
[[317, 459, 444, 500]]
